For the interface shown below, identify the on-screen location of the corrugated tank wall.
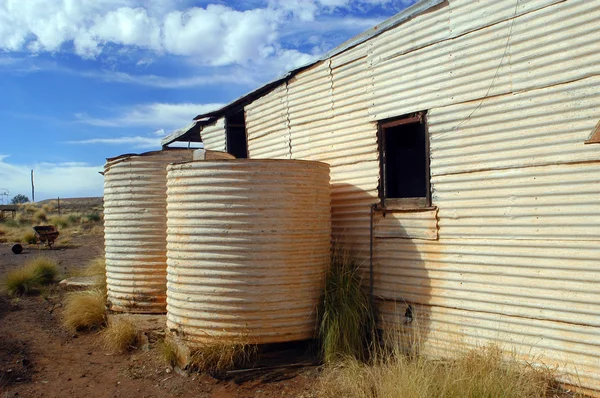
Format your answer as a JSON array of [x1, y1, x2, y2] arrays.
[[200, 118, 226, 152], [103, 149, 193, 313], [165, 159, 331, 344]]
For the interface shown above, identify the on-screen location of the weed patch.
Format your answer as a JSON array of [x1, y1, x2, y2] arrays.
[[2, 257, 59, 296], [102, 317, 139, 353]]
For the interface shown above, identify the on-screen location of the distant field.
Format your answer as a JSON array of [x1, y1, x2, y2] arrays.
[[37, 197, 103, 213]]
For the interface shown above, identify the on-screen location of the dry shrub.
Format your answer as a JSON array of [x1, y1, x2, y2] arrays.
[[73, 257, 107, 294], [102, 317, 139, 352], [21, 231, 37, 244], [49, 215, 70, 229], [62, 289, 106, 331], [32, 210, 47, 223], [318, 243, 374, 363], [318, 343, 571, 398], [22, 203, 37, 214], [15, 212, 29, 224], [189, 337, 258, 374], [2, 257, 59, 296], [41, 204, 54, 213]]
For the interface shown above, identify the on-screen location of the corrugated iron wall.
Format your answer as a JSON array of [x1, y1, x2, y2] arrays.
[[212, 0, 600, 390], [200, 118, 226, 152]]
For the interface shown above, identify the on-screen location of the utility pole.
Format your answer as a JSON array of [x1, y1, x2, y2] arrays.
[[31, 170, 35, 203]]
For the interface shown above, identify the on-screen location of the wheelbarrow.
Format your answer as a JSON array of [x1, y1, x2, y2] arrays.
[[33, 225, 60, 249]]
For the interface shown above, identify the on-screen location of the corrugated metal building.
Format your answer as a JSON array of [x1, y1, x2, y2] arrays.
[[162, 0, 600, 392]]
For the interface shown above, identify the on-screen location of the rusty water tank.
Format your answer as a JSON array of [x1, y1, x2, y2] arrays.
[[103, 149, 193, 313], [166, 159, 331, 344]]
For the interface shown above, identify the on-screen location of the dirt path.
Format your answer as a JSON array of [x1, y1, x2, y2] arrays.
[[0, 237, 318, 398]]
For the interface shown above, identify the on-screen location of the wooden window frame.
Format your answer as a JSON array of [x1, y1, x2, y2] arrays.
[[378, 111, 432, 210]]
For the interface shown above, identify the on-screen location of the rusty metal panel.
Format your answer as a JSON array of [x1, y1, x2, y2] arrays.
[[379, 302, 600, 391], [510, 0, 600, 93], [368, 18, 513, 120], [245, 85, 290, 159], [200, 118, 226, 152], [428, 75, 600, 176], [447, 0, 563, 38], [165, 159, 331, 344], [374, 209, 438, 240], [103, 149, 193, 313], [433, 162, 600, 240]]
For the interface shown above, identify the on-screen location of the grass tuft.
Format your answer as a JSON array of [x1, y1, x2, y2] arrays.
[[22, 231, 37, 244], [32, 209, 47, 223], [62, 289, 106, 331], [102, 317, 139, 353], [2, 257, 59, 296], [189, 338, 258, 374], [160, 339, 181, 367], [318, 343, 571, 398], [318, 243, 374, 363]]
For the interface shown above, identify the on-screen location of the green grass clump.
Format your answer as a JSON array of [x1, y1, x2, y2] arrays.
[[49, 215, 70, 229], [161, 339, 181, 367], [318, 244, 374, 363], [62, 289, 106, 331], [67, 214, 81, 224], [2, 257, 59, 296], [84, 212, 102, 223]]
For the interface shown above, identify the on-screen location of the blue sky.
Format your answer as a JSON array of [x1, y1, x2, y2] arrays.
[[0, 0, 414, 201]]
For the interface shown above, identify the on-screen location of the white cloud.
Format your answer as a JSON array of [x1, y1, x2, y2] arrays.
[[67, 136, 161, 149], [0, 154, 104, 201], [0, 0, 401, 68], [74, 102, 224, 129]]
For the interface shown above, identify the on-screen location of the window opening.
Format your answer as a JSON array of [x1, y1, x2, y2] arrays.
[[225, 110, 248, 158], [379, 112, 430, 207]]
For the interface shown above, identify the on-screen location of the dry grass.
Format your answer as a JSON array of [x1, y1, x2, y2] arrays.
[[160, 339, 182, 367], [102, 317, 139, 352], [62, 289, 106, 331], [319, 342, 573, 398], [189, 337, 258, 374], [33, 209, 48, 223], [2, 257, 59, 296], [21, 231, 37, 244], [318, 243, 374, 363]]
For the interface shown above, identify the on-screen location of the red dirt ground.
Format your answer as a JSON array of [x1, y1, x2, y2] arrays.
[[0, 234, 319, 398]]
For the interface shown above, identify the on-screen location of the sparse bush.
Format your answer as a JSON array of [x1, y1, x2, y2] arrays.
[[33, 209, 47, 223], [318, 344, 568, 398], [22, 231, 37, 244], [67, 214, 81, 224], [49, 215, 69, 229], [102, 317, 139, 352], [2, 257, 59, 296], [11, 194, 29, 205], [318, 244, 374, 363], [85, 212, 102, 223], [2, 219, 19, 228], [22, 203, 37, 214], [41, 204, 54, 213], [15, 212, 29, 224], [189, 337, 258, 374], [62, 289, 106, 331]]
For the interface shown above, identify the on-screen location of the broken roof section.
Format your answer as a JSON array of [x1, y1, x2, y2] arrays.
[[161, 0, 444, 147]]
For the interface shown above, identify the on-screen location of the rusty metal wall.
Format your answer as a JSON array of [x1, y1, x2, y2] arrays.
[[199, 118, 226, 152], [165, 159, 331, 344], [241, 0, 600, 390], [103, 149, 193, 313]]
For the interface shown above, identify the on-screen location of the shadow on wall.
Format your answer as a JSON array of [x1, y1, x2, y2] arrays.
[[330, 183, 432, 354]]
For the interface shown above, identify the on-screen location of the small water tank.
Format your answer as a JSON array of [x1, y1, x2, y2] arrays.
[[103, 149, 193, 313], [166, 159, 331, 344]]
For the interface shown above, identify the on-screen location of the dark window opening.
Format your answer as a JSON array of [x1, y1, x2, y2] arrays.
[[225, 110, 248, 158], [379, 112, 430, 206]]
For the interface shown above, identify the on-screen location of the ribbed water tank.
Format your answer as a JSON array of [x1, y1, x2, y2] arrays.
[[166, 159, 331, 344], [104, 149, 193, 313]]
